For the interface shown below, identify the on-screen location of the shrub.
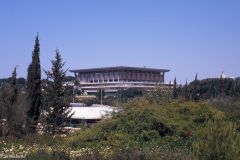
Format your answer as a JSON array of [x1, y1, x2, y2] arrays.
[[144, 84, 172, 104], [211, 99, 240, 130], [67, 100, 224, 152], [193, 119, 240, 160], [25, 149, 70, 160], [110, 148, 196, 160]]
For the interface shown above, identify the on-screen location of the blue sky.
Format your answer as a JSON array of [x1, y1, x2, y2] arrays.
[[0, 0, 239, 83]]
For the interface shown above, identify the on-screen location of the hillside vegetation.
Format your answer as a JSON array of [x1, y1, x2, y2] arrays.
[[1, 95, 240, 159]]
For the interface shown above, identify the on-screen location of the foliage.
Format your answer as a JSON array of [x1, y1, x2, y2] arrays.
[[181, 81, 190, 100], [7, 94, 27, 137], [62, 85, 81, 104], [210, 99, 240, 130], [9, 67, 18, 105], [110, 147, 196, 160], [26, 34, 42, 133], [0, 68, 27, 137], [120, 88, 144, 102], [70, 147, 196, 160], [187, 77, 240, 100], [6, 68, 18, 136], [193, 120, 240, 160], [25, 150, 70, 160], [0, 133, 64, 148], [173, 77, 178, 99], [190, 74, 200, 101], [144, 84, 172, 104], [65, 76, 75, 82], [0, 78, 26, 87], [43, 50, 72, 134], [66, 100, 224, 151], [0, 97, 231, 159]]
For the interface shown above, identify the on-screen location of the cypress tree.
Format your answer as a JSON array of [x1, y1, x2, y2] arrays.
[[182, 80, 189, 101], [10, 67, 18, 105], [173, 77, 177, 99], [192, 73, 200, 101], [44, 50, 72, 134], [7, 67, 18, 135], [26, 34, 41, 133]]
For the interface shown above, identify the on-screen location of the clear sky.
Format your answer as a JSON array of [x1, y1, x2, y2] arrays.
[[0, 0, 239, 83]]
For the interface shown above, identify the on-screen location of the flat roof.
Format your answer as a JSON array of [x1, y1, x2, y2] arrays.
[[70, 66, 170, 73], [69, 104, 118, 119]]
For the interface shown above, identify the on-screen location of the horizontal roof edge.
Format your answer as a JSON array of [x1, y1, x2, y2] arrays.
[[70, 66, 170, 73]]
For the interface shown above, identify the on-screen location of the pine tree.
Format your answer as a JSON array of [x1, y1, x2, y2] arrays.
[[26, 34, 41, 133], [44, 50, 72, 134], [173, 77, 177, 99]]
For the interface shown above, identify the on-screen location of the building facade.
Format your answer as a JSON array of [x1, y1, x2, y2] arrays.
[[70, 66, 170, 93]]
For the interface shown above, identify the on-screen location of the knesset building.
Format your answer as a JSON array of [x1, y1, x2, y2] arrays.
[[70, 66, 170, 94]]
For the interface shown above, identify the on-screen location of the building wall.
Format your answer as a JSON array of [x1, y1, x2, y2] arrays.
[[77, 70, 165, 83]]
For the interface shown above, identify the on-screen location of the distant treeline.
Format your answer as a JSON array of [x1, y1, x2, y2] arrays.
[[112, 77, 240, 102], [186, 77, 240, 100], [0, 77, 26, 88], [0, 76, 75, 88]]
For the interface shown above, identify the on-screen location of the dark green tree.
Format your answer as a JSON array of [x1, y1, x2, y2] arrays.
[[224, 78, 234, 96], [0, 88, 9, 136], [43, 50, 72, 134], [10, 67, 18, 105], [173, 77, 177, 99], [182, 80, 190, 101], [0, 68, 27, 136], [6, 67, 18, 135], [191, 73, 200, 101], [26, 34, 42, 133], [205, 79, 215, 98], [235, 78, 240, 98], [218, 73, 224, 97]]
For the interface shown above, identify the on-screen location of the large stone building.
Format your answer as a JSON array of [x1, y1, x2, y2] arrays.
[[70, 66, 170, 93]]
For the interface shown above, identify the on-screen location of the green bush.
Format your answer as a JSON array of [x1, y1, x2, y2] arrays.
[[66, 100, 224, 152], [110, 148, 196, 160], [211, 100, 240, 130], [25, 149, 70, 160], [144, 84, 173, 104], [193, 120, 240, 160]]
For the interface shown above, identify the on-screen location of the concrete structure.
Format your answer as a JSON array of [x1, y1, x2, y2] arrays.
[[69, 103, 118, 126], [70, 66, 169, 93]]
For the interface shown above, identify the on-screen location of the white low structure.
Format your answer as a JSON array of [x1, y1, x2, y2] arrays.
[[69, 103, 118, 120]]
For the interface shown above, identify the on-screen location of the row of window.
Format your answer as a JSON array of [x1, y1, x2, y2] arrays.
[[77, 71, 164, 82]]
